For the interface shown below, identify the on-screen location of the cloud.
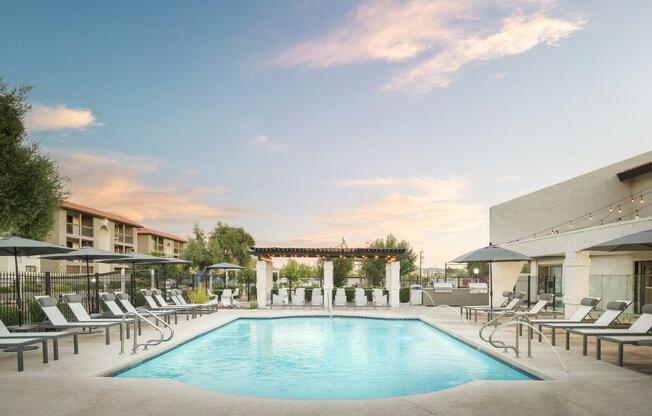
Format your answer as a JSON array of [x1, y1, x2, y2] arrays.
[[302, 175, 484, 248], [50, 150, 256, 234], [489, 72, 509, 80], [270, 0, 586, 93], [253, 135, 290, 151], [24, 103, 100, 132]]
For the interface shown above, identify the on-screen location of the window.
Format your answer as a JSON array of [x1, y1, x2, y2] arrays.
[[25, 266, 37, 273]]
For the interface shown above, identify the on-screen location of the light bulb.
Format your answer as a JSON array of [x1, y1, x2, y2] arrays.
[[609, 205, 613, 212], [618, 206, 622, 213], [641, 195, 645, 204], [589, 213, 593, 221], [635, 211, 640, 220]]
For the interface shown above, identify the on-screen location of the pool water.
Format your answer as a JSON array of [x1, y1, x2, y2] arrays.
[[116, 317, 533, 400]]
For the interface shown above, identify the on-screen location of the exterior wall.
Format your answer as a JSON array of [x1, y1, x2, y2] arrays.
[[136, 234, 186, 258], [490, 151, 652, 245]]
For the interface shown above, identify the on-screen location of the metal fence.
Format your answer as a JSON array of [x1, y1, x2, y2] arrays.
[[0, 271, 195, 327]]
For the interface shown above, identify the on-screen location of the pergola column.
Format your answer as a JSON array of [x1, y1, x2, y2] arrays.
[[256, 259, 273, 309], [385, 263, 391, 291], [323, 260, 333, 309], [389, 261, 400, 307], [562, 251, 591, 319]]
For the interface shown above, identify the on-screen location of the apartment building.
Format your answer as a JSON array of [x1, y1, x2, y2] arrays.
[[490, 151, 652, 316], [136, 228, 187, 258], [41, 201, 143, 274]]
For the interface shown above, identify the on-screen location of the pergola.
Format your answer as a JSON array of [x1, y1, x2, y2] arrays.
[[251, 247, 407, 309]]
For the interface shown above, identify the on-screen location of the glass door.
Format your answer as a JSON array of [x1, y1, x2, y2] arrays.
[[635, 261, 652, 314]]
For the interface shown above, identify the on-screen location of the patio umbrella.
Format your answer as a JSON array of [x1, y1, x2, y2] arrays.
[[41, 247, 128, 314], [0, 236, 74, 326], [101, 253, 171, 298], [587, 229, 652, 252], [451, 244, 531, 310], [207, 262, 244, 286]]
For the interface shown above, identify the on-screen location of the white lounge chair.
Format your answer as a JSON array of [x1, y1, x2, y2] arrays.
[[0, 318, 78, 362], [311, 288, 323, 307], [292, 288, 306, 307], [100, 292, 174, 325], [140, 289, 196, 320], [530, 296, 601, 342], [570, 303, 652, 358], [461, 291, 513, 319], [470, 292, 526, 322], [220, 289, 235, 307], [169, 289, 218, 312], [354, 288, 368, 308], [597, 330, 652, 367], [278, 288, 289, 305], [334, 288, 347, 308], [372, 288, 388, 308], [152, 289, 202, 317], [34, 296, 121, 345], [1, 338, 48, 371], [114, 292, 178, 324], [62, 293, 137, 337]]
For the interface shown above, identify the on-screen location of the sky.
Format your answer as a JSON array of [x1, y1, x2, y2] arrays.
[[1, 0, 651, 268]]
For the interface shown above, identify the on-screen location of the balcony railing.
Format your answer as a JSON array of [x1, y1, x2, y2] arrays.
[[66, 223, 80, 235], [81, 226, 93, 238]]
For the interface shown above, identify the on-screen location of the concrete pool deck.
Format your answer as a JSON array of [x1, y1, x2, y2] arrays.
[[1, 306, 650, 416]]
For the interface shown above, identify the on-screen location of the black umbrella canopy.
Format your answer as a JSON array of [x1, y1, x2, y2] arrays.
[[161, 258, 191, 265], [100, 252, 170, 265], [0, 236, 74, 257], [206, 262, 244, 270], [588, 229, 652, 252], [451, 245, 531, 263], [41, 246, 128, 261]]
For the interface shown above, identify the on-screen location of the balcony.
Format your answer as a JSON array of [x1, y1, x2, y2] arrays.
[[81, 226, 93, 238], [66, 223, 79, 235]]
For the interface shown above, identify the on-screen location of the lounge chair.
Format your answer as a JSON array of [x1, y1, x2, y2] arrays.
[[571, 303, 652, 358], [311, 288, 323, 307], [596, 330, 652, 366], [292, 288, 305, 307], [334, 288, 347, 308], [1, 338, 48, 371], [354, 288, 368, 308], [542, 301, 631, 350], [272, 291, 285, 307], [62, 293, 137, 337], [169, 289, 218, 313], [232, 287, 241, 305], [372, 288, 388, 308], [140, 289, 195, 320], [152, 289, 202, 317], [530, 296, 601, 342], [469, 292, 526, 322], [278, 288, 289, 305], [34, 296, 121, 345], [461, 291, 512, 319], [100, 292, 173, 326], [0, 318, 78, 362], [114, 292, 178, 324]]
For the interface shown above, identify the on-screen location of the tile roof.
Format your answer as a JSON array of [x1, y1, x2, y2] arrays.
[[137, 227, 188, 243], [61, 201, 143, 227], [617, 161, 652, 181]]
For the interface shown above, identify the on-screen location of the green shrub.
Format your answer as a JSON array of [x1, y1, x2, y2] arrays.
[[27, 299, 46, 323], [0, 304, 21, 326], [188, 284, 209, 303], [0, 286, 14, 294], [250, 285, 256, 301], [400, 287, 410, 303]]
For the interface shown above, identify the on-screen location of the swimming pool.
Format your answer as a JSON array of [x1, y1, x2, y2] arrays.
[[116, 317, 534, 400]]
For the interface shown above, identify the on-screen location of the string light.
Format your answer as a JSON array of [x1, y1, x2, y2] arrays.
[[589, 213, 593, 221], [618, 205, 622, 214], [609, 205, 613, 212], [635, 210, 640, 220], [569, 221, 574, 229], [641, 195, 645, 204], [631, 195, 635, 203]]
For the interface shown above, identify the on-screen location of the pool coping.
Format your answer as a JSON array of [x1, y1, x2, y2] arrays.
[[102, 312, 550, 383]]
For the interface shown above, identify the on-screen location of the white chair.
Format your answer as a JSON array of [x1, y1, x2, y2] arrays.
[[278, 288, 289, 305], [220, 289, 234, 307], [292, 288, 305, 307], [372, 288, 388, 308], [354, 288, 368, 308], [311, 288, 323, 307], [334, 288, 347, 308]]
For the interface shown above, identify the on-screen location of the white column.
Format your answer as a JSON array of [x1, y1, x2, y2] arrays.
[[323, 260, 334, 309], [562, 251, 591, 319], [256, 260, 273, 309], [385, 263, 391, 291], [208, 271, 213, 291], [150, 268, 155, 289], [120, 268, 126, 293], [389, 261, 400, 307], [491, 262, 526, 307]]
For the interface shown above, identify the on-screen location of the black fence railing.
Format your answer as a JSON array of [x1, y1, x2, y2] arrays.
[[0, 271, 194, 327]]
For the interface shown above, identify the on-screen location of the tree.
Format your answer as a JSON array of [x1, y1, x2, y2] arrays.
[[316, 257, 353, 287], [361, 234, 417, 286], [280, 259, 316, 287], [207, 221, 255, 267], [180, 224, 212, 270], [0, 80, 68, 239], [465, 262, 488, 279]]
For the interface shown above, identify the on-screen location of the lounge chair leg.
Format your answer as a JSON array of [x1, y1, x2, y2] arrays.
[[584, 336, 589, 356], [538, 325, 542, 342], [17, 346, 24, 372], [42, 340, 48, 363], [53, 338, 59, 360], [618, 343, 624, 367], [138, 320, 141, 335], [73, 334, 79, 354], [565, 331, 570, 351], [174, 312, 178, 324], [551, 328, 556, 346], [596, 339, 601, 360], [474, 310, 478, 322], [105, 327, 110, 345]]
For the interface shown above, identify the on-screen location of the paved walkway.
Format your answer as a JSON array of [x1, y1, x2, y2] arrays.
[[1, 306, 650, 416]]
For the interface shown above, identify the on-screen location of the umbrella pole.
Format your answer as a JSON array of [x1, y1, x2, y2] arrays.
[[14, 250, 22, 327], [489, 262, 493, 311], [86, 258, 91, 312]]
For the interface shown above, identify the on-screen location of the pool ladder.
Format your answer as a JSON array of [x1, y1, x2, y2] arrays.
[[479, 311, 533, 358], [120, 310, 174, 355]]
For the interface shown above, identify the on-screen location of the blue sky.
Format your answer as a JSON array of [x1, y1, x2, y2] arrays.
[[1, 0, 651, 267]]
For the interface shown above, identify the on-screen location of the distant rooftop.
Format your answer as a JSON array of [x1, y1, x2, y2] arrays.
[[137, 227, 187, 243], [617, 161, 652, 181], [61, 201, 143, 228]]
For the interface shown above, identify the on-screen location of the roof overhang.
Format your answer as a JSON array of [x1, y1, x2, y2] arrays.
[[251, 247, 406, 261], [617, 161, 652, 181]]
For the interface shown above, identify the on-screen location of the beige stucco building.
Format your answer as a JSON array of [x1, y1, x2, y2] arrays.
[[490, 151, 652, 317], [136, 228, 187, 258]]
